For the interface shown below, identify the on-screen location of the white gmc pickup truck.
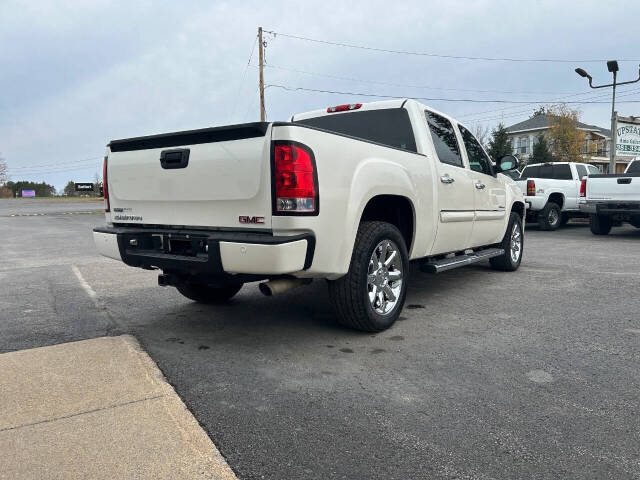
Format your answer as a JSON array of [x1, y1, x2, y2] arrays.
[[515, 162, 599, 230], [94, 99, 525, 331], [579, 159, 640, 234]]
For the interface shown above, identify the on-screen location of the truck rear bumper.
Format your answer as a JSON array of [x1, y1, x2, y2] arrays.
[[93, 226, 315, 277], [579, 201, 640, 216]]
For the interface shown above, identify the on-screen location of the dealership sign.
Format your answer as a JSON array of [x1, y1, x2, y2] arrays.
[[21, 190, 36, 197], [616, 116, 640, 156], [75, 182, 94, 192]]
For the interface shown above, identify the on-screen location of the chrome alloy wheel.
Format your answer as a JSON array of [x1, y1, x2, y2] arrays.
[[367, 240, 404, 315], [548, 208, 559, 226], [510, 222, 522, 263]]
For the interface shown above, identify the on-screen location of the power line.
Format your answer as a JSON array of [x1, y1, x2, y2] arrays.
[[256, 63, 587, 96], [266, 83, 640, 104], [8, 164, 101, 177], [229, 34, 258, 123], [264, 30, 640, 63], [466, 87, 640, 123], [8, 156, 102, 171], [459, 86, 640, 120]]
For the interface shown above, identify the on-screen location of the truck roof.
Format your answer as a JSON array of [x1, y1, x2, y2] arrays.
[[291, 99, 408, 122], [291, 98, 462, 128]]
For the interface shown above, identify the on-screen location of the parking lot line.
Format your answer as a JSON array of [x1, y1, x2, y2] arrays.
[[0, 335, 238, 480]]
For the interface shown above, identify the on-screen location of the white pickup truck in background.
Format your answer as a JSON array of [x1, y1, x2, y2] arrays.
[[515, 162, 600, 230], [579, 159, 640, 235], [94, 99, 525, 331]]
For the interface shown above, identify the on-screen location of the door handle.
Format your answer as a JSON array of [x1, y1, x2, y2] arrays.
[[440, 175, 455, 184], [160, 148, 190, 169], [475, 182, 486, 190]]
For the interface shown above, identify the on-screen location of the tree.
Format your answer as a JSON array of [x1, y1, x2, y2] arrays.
[[0, 153, 7, 185], [547, 104, 588, 162], [64, 180, 76, 196], [531, 106, 549, 118], [531, 134, 553, 163], [6, 180, 56, 197], [487, 123, 512, 160], [473, 123, 490, 148]]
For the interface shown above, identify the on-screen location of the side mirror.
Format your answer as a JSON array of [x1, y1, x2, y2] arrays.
[[496, 155, 519, 172]]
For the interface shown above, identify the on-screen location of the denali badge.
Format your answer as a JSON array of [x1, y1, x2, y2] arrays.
[[239, 216, 265, 224]]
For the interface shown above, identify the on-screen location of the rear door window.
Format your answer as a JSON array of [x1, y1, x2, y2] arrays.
[[552, 164, 572, 180], [295, 108, 417, 152], [425, 111, 464, 168]]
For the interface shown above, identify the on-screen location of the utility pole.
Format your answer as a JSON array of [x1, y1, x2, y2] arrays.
[[575, 62, 640, 173], [258, 27, 266, 122]]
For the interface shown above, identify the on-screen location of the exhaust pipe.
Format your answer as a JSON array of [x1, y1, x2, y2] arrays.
[[259, 277, 311, 296]]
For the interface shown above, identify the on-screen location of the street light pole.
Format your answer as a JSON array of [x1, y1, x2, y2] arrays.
[[575, 62, 640, 173], [609, 65, 617, 174]]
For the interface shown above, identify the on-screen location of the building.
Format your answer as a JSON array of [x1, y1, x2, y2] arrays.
[[504, 114, 632, 173]]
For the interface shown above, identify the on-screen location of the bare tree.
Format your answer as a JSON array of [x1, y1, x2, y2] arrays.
[[473, 124, 490, 148], [0, 153, 8, 185]]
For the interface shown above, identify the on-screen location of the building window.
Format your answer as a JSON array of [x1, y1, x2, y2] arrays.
[[518, 137, 529, 154]]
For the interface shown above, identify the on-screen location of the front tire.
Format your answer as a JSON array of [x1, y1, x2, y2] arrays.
[[490, 212, 524, 271], [538, 202, 561, 230], [328, 221, 409, 332], [589, 214, 612, 235], [176, 281, 243, 304]]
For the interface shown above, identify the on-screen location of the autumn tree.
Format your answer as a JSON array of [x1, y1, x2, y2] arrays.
[[487, 123, 512, 160], [547, 105, 588, 162], [531, 106, 549, 118]]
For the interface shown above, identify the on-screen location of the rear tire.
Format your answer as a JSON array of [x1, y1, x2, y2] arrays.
[[589, 214, 612, 235], [538, 202, 561, 230], [328, 221, 409, 332], [490, 212, 523, 272], [176, 281, 243, 304]]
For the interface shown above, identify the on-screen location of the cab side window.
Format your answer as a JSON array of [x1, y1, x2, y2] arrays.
[[459, 125, 493, 176], [425, 111, 463, 168], [575, 164, 588, 179]]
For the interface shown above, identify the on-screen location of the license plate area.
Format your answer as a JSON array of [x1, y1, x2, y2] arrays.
[[168, 238, 195, 256], [125, 232, 209, 258]]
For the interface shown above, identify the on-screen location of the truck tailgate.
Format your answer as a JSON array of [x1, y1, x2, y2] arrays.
[[587, 174, 640, 201], [107, 123, 273, 229]]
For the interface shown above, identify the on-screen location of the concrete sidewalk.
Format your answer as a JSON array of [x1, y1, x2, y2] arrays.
[[0, 335, 237, 480]]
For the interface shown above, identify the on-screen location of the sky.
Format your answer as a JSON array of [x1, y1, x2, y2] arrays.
[[2, 0, 640, 192]]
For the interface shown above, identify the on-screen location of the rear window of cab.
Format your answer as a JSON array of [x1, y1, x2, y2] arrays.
[[295, 108, 417, 153], [520, 164, 572, 180]]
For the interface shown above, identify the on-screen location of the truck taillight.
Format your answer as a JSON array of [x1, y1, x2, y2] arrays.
[[103, 156, 110, 212], [272, 142, 318, 214], [527, 179, 536, 196], [579, 178, 587, 197]]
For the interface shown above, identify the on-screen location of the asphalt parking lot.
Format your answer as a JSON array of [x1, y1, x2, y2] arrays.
[[1, 199, 639, 480]]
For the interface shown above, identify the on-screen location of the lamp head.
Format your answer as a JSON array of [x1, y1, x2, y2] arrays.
[[607, 60, 619, 73], [575, 67, 590, 78]]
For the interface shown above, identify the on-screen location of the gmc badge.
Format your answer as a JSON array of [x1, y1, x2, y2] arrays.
[[239, 216, 265, 224]]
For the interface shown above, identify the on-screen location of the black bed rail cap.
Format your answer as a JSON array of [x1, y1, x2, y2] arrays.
[[108, 122, 271, 152]]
